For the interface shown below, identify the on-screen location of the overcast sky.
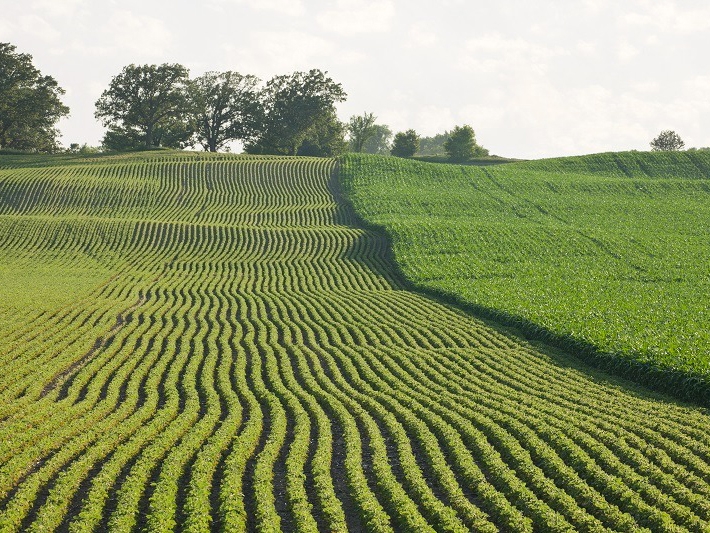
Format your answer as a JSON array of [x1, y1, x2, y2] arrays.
[[2, 0, 708, 158]]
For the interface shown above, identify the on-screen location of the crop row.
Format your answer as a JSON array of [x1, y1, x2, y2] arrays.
[[0, 153, 709, 531]]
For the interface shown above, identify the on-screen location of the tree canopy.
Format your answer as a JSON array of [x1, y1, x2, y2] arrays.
[[650, 130, 685, 152], [347, 112, 378, 153], [95, 63, 191, 150], [246, 69, 347, 155], [391, 129, 420, 158], [188, 71, 261, 152], [0, 42, 69, 152], [444, 125, 488, 161]]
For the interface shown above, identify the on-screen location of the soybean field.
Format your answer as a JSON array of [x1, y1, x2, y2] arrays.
[[340, 152, 710, 401], [0, 152, 709, 532]]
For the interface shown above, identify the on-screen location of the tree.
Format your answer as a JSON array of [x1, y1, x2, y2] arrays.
[[347, 112, 377, 153], [391, 129, 419, 157], [297, 110, 347, 157], [444, 124, 488, 161], [418, 132, 449, 156], [362, 124, 392, 154], [246, 69, 347, 155], [95, 63, 191, 149], [0, 42, 69, 152], [650, 130, 685, 151], [188, 71, 261, 152]]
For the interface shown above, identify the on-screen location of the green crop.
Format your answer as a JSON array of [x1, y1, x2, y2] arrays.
[[0, 151, 708, 531], [340, 152, 710, 401]]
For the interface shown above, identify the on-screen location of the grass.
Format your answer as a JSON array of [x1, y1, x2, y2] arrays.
[[339, 151, 710, 400]]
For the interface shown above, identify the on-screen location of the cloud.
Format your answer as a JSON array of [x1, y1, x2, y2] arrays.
[[208, 0, 305, 17], [30, 0, 86, 17], [104, 10, 173, 58], [458, 33, 568, 78], [617, 41, 640, 62], [406, 23, 437, 49], [622, 1, 710, 34], [317, 0, 395, 34], [222, 31, 353, 78], [19, 15, 62, 42]]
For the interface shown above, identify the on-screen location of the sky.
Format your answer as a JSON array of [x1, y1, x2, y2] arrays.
[[1, 0, 709, 159]]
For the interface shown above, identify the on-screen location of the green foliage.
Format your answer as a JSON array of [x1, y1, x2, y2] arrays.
[[340, 152, 710, 394], [187, 70, 261, 152], [444, 124, 488, 161], [1, 152, 710, 532], [362, 124, 393, 154], [417, 132, 449, 156], [246, 69, 347, 155], [0, 42, 69, 152], [391, 129, 420, 157], [650, 130, 685, 151], [296, 109, 347, 157], [347, 112, 378, 153], [95, 63, 191, 149]]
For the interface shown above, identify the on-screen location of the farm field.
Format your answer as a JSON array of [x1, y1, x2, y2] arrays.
[[340, 152, 710, 401], [0, 152, 709, 532]]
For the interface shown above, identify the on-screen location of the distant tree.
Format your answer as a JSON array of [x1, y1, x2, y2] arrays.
[[362, 124, 392, 154], [95, 63, 191, 149], [297, 110, 347, 157], [391, 129, 420, 157], [444, 124, 488, 161], [650, 130, 685, 152], [246, 69, 347, 155], [347, 112, 378, 152], [188, 71, 261, 152], [417, 132, 449, 156], [0, 42, 69, 152]]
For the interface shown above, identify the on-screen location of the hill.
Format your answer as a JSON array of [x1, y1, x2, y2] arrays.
[[0, 152, 709, 531], [340, 151, 710, 402]]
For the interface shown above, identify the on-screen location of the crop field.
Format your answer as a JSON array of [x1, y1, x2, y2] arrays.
[[340, 152, 710, 400], [0, 152, 709, 532]]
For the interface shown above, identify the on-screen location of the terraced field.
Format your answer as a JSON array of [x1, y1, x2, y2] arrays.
[[0, 152, 709, 532]]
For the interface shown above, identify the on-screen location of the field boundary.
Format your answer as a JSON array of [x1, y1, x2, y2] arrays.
[[335, 158, 710, 409]]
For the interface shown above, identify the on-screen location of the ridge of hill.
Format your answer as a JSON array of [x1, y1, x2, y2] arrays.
[[340, 151, 710, 403], [1, 152, 710, 530]]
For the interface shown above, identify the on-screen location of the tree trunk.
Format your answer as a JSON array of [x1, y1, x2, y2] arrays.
[[145, 124, 153, 147]]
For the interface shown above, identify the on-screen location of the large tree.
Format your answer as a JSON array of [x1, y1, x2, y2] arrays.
[[391, 129, 420, 158], [95, 63, 191, 149], [188, 71, 261, 152], [0, 42, 69, 152], [362, 124, 392, 154], [444, 124, 488, 161], [650, 130, 685, 152], [347, 112, 377, 153], [297, 110, 347, 157], [246, 69, 347, 155]]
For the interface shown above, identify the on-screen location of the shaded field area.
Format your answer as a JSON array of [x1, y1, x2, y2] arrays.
[[0, 152, 709, 532], [339, 152, 710, 401]]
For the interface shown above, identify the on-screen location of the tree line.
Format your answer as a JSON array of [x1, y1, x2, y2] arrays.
[[1, 42, 697, 158]]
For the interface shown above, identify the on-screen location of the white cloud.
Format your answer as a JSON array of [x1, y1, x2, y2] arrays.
[[30, 0, 86, 17], [223, 31, 346, 78], [623, 1, 710, 34], [19, 15, 62, 42], [317, 0, 395, 35], [406, 23, 437, 49], [208, 0, 305, 17], [617, 41, 640, 62], [458, 33, 568, 77], [105, 11, 173, 58]]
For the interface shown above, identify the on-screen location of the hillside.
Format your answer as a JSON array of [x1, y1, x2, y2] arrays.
[[0, 153, 709, 531], [340, 152, 710, 401]]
